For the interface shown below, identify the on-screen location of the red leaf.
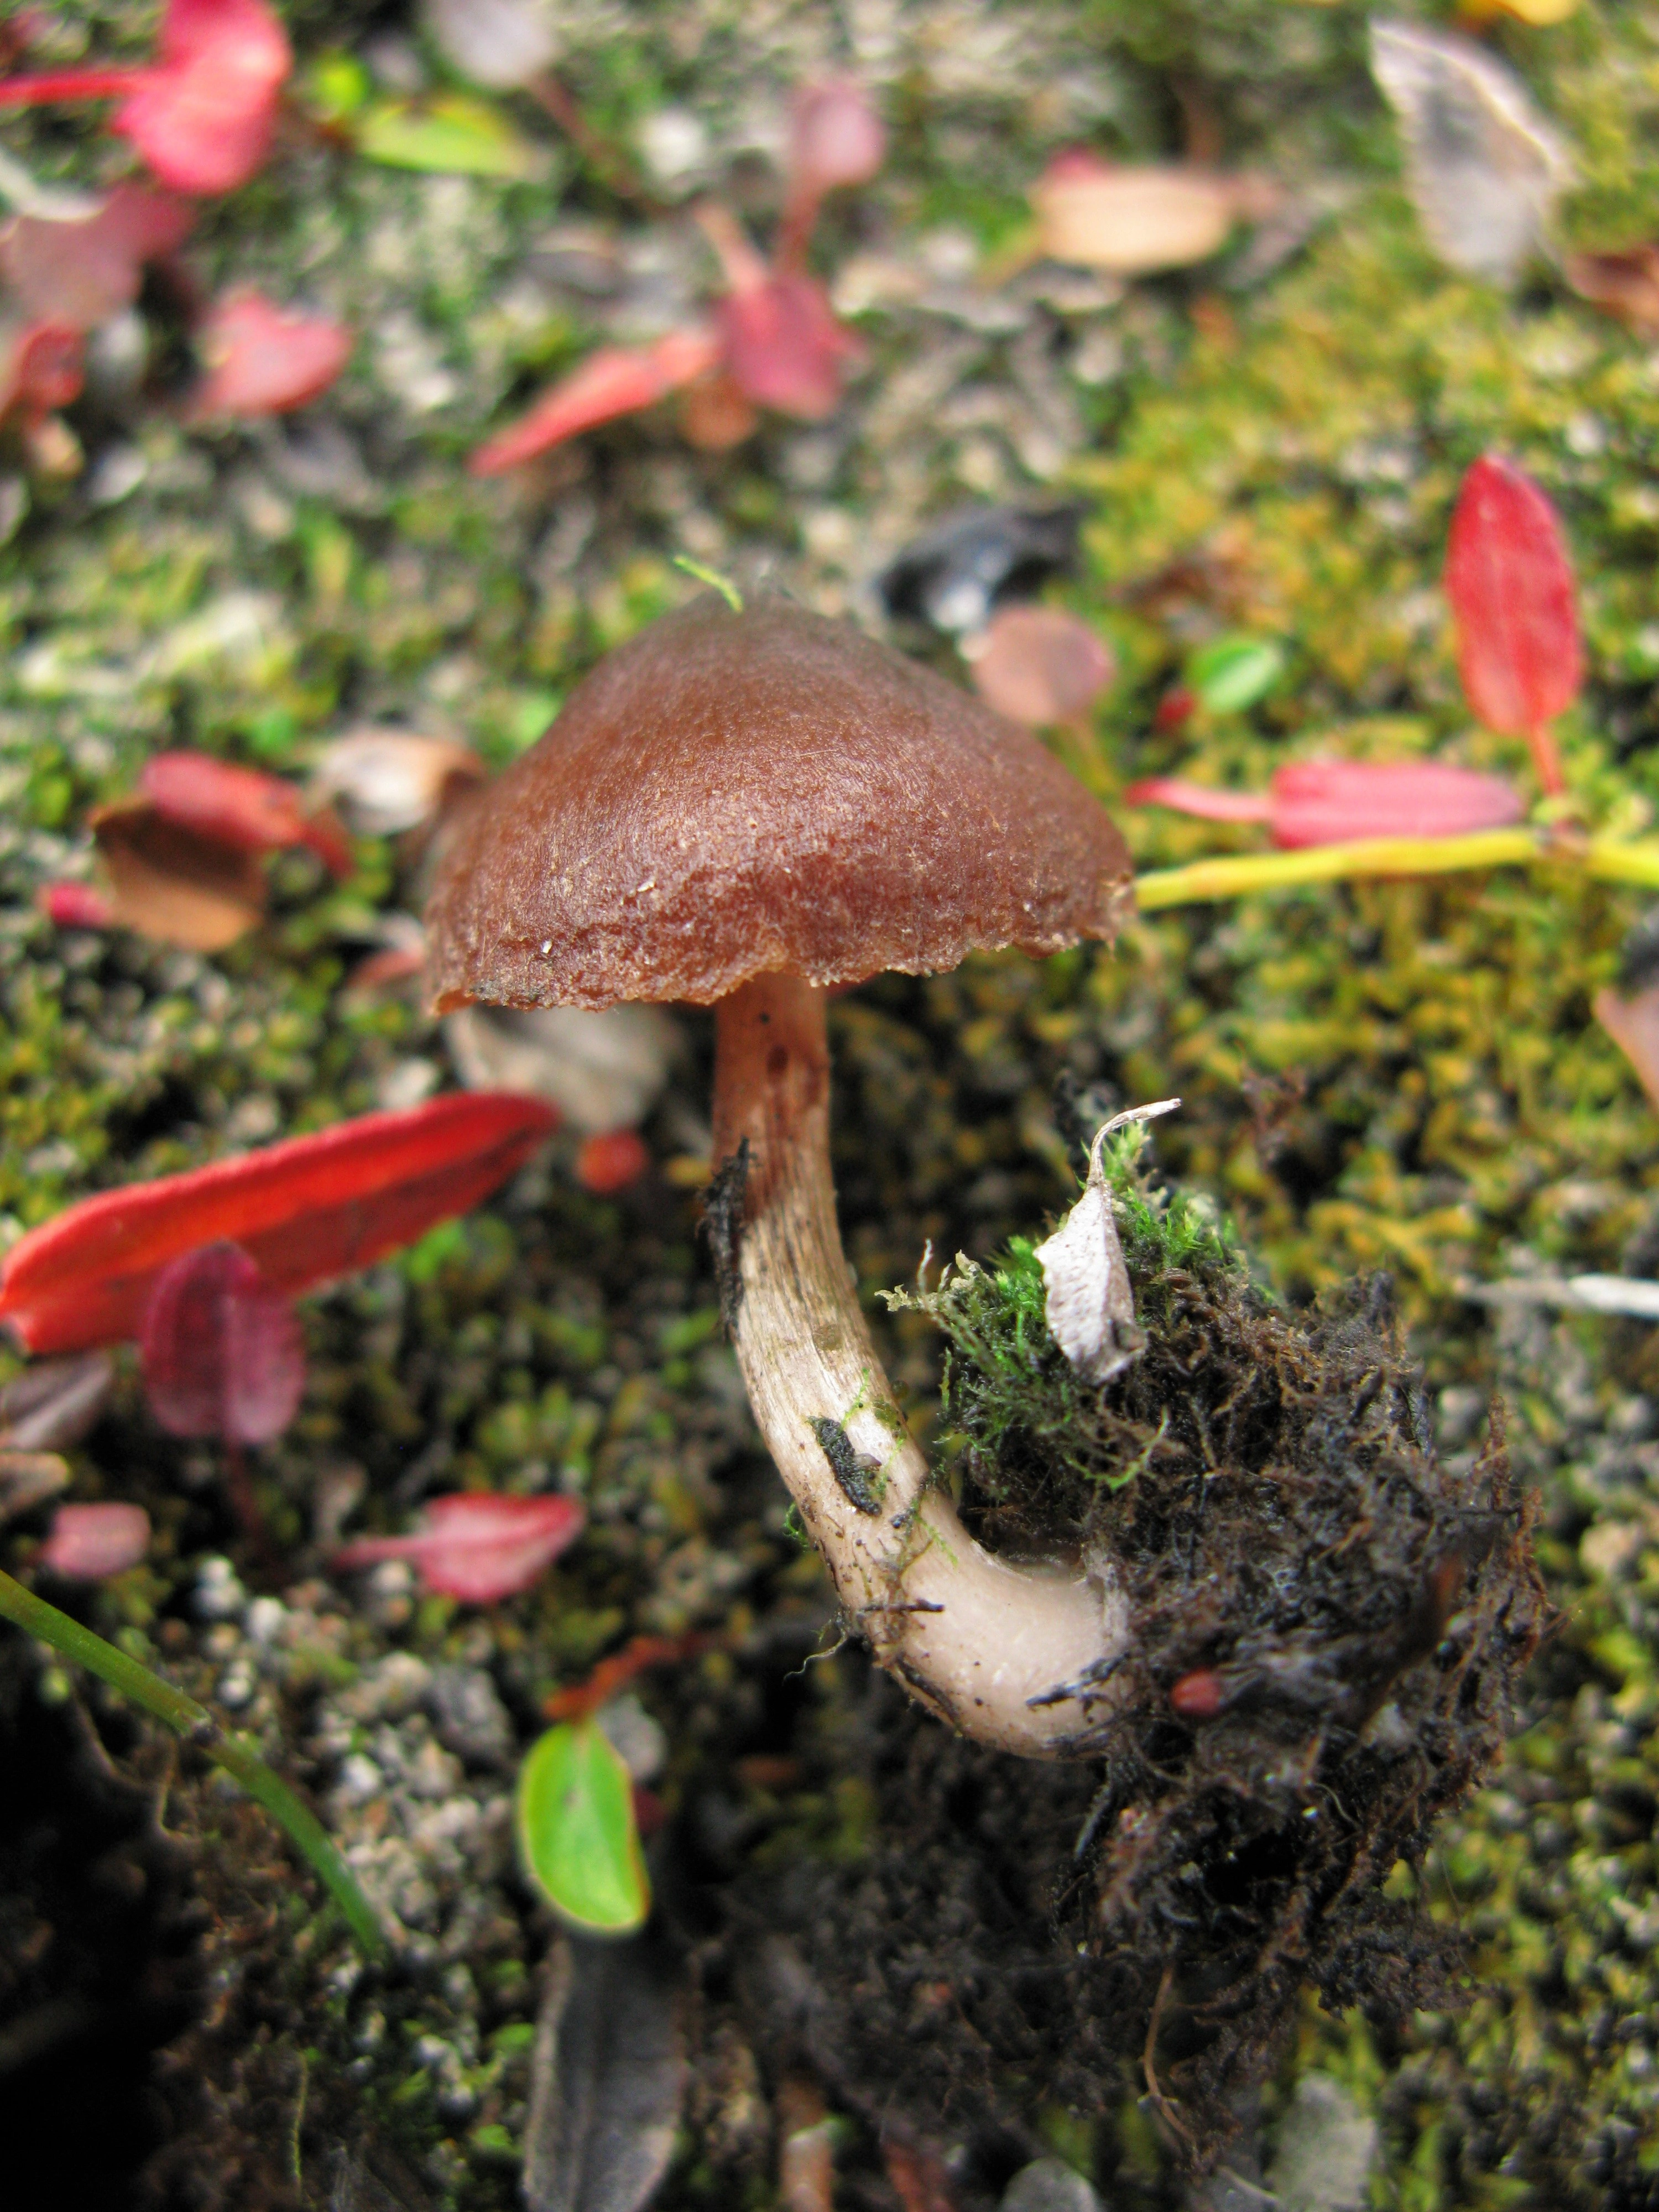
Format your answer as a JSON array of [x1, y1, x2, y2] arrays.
[[965, 605, 1115, 728], [140, 750, 351, 874], [39, 880, 117, 930], [469, 327, 721, 475], [0, 1092, 557, 1355], [778, 78, 883, 270], [1445, 453, 1582, 792], [139, 1239, 304, 1444], [1127, 760, 1525, 846], [333, 1491, 585, 1601], [115, 0, 290, 194], [575, 1128, 651, 1194], [187, 289, 353, 418], [38, 1501, 151, 1579], [1170, 1668, 1225, 1719]]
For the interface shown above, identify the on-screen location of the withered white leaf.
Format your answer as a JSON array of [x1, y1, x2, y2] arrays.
[[1035, 1102, 1179, 1385], [1369, 20, 1572, 283], [523, 1933, 685, 2212], [445, 1003, 680, 1136]]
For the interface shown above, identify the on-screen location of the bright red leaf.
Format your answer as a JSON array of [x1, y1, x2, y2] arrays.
[[0, 0, 290, 196], [575, 1129, 651, 1195], [187, 289, 353, 419], [38, 880, 117, 931], [333, 1491, 586, 1602], [140, 750, 352, 874], [717, 270, 859, 419], [0, 1092, 557, 1357], [1126, 759, 1526, 847], [38, 1500, 152, 1579], [469, 327, 722, 476], [140, 1240, 304, 1444], [1445, 454, 1582, 794]]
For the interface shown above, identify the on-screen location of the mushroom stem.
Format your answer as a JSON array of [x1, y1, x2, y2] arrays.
[[712, 971, 1126, 1756]]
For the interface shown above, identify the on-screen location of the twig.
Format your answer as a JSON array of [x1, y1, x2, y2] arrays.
[[1142, 1960, 1192, 2147], [0, 1566, 386, 1959]]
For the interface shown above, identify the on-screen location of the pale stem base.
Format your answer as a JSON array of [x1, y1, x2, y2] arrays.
[[712, 971, 1126, 1757]]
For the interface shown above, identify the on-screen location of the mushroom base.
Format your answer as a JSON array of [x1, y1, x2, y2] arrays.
[[724, 1271, 1545, 2153]]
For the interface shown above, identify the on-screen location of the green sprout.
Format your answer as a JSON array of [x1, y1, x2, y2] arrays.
[[517, 1717, 650, 1935]]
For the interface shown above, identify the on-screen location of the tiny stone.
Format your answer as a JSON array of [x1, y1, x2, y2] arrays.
[[1266, 2073, 1379, 2212], [216, 1663, 256, 1711], [194, 1556, 248, 1620], [1000, 2157, 1102, 2212], [427, 1665, 514, 1767]]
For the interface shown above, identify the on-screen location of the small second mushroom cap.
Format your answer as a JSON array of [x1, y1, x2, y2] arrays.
[[426, 593, 1133, 1011]]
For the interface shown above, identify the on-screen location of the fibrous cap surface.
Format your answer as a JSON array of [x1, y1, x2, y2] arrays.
[[426, 594, 1134, 1011]]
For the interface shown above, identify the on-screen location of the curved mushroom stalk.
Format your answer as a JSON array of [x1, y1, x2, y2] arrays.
[[713, 971, 1128, 1757]]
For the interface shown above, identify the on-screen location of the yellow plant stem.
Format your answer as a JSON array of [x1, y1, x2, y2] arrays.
[[1134, 831, 1659, 912]]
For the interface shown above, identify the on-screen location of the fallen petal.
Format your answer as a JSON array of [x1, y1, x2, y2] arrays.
[[38, 1500, 150, 1579], [113, 0, 291, 195], [1446, 453, 1582, 787], [188, 289, 353, 419], [1369, 20, 1571, 284], [1032, 154, 1265, 275], [140, 1239, 305, 1445], [788, 78, 884, 200], [90, 795, 268, 951], [964, 605, 1115, 727], [312, 729, 485, 837], [334, 1490, 585, 1601], [0, 1092, 558, 1356], [1267, 759, 1526, 848], [575, 1129, 651, 1194], [470, 327, 722, 474]]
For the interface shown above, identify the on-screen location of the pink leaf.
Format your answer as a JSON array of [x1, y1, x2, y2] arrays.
[[140, 1240, 304, 1445], [0, 320, 84, 431], [114, 0, 290, 195], [965, 606, 1116, 727], [187, 289, 353, 419], [140, 750, 352, 874], [717, 271, 860, 419], [778, 78, 883, 268], [38, 1500, 151, 1580], [0, 182, 194, 330], [1445, 453, 1582, 793], [1128, 760, 1525, 847], [1266, 759, 1525, 848], [333, 1491, 586, 1602], [0, 1092, 557, 1356], [1596, 985, 1659, 1114], [469, 327, 721, 475], [38, 881, 117, 930], [1124, 776, 1276, 825]]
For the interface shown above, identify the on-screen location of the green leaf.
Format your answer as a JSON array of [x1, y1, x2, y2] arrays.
[[1186, 634, 1286, 716], [300, 50, 371, 126], [517, 1719, 649, 1936], [356, 93, 547, 180]]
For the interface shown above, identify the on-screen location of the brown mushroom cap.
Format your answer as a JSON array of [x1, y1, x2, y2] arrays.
[[426, 593, 1133, 1012]]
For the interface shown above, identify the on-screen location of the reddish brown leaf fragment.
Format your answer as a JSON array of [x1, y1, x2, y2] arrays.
[[0, 1092, 557, 1355], [90, 795, 268, 951], [140, 1240, 305, 1445], [1445, 453, 1582, 792], [140, 750, 351, 874]]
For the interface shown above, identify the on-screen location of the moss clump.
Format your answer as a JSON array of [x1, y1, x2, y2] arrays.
[[842, 1152, 1548, 2150]]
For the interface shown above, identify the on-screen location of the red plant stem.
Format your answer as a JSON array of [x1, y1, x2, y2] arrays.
[[524, 71, 653, 206], [1528, 718, 1565, 797], [0, 67, 147, 106], [221, 1437, 269, 1553], [543, 1630, 713, 1720], [773, 185, 822, 275]]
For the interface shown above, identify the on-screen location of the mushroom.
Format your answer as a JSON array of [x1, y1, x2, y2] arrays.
[[426, 592, 1135, 1756]]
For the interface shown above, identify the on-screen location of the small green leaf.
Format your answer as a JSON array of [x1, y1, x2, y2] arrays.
[[356, 93, 547, 180], [517, 1720, 649, 1936], [300, 50, 371, 126], [1186, 634, 1286, 716]]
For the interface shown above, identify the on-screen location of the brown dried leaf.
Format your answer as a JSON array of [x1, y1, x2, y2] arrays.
[[1031, 156, 1271, 275], [1564, 246, 1659, 338], [312, 729, 486, 837], [90, 796, 265, 951], [0, 1349, 113, 1450]]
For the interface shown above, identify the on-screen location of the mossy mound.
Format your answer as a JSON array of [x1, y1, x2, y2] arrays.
[[738, 1159, 1546, 2154]]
